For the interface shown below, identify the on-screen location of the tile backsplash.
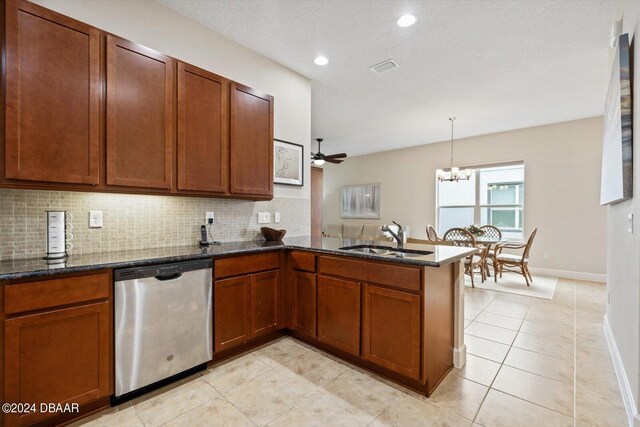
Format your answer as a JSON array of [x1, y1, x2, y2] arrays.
[[0, 189, 310, 261]]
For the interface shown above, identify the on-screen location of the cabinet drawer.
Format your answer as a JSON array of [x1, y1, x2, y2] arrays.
[[290, 251, 316, 272], [318, 256, 421, 292], [215, 252, 280, 278], [5, 271, 111, 315]]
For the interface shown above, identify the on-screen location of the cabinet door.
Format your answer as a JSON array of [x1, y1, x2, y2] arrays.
[[292, 270, 316, 337], [177, 62, 228, 193], [229, 83, 273, 197], [106, 35, 174, 189], [363, 285, 421, 380], [317, 275, 360, 356], [250, 270, 279, 337], [5, 0, 100, 185], [4, 301, 111, 426], [214, 276, 251, 352]]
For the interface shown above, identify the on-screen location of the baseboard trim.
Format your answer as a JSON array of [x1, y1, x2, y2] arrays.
[[453, 344, 466, 369], [604, 315, 639, 427], [528, 267, 606, 283]]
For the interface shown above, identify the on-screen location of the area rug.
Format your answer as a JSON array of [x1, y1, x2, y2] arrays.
[[464, 271, 557, 300]]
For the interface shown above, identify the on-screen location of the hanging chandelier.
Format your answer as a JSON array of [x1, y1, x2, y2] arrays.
[[436, 117, 472, 182]]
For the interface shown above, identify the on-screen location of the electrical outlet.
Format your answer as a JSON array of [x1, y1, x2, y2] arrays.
[[257, 212, 271, 224], [543, 252, 549, 260], [89, 210, 103, 228], [206, 212, 215, 224], [274, 212, 281, 223]]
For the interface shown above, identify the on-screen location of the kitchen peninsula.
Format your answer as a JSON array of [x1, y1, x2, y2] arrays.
[[0, 237, 473, 426]]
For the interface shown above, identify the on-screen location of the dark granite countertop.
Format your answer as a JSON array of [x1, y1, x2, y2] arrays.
[[0, 236, 476, 281]]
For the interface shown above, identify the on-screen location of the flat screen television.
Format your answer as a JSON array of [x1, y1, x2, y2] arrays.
[[601, 33, 633, 206]]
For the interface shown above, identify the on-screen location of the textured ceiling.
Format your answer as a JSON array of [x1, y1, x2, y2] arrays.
[[157, 0, 616, 156]]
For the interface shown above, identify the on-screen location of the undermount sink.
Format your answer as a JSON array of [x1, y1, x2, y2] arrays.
[[339, 245, 393, 255], [339, 245, 433, 258]]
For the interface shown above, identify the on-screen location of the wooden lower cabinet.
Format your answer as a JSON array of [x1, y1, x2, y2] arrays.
[[214, 268, 280, 351], [214, 276, 251, 352], [317, 275, 360, 356], [4, 301, 111, 426], [291, 270, 316, 337], [362, 284, 422, 380], [251, 270, 279, 337]]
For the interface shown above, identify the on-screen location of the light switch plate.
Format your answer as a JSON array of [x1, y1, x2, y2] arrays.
[[274, 212, 281, 223], [257, 212, 271, 224], [89, 210, 103, 228], [628, 213, 634, 233]]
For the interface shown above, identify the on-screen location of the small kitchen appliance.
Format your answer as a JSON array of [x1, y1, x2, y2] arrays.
[[44, 211, 73, 260]]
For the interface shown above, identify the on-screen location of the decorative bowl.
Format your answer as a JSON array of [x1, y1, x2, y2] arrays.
[[260, 227, 287, 241]]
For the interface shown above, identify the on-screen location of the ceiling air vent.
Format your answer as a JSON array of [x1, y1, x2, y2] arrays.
[[370, 59, 398, 74]]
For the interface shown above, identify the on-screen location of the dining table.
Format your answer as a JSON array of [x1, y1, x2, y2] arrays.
[[473, 235, 509, 245]]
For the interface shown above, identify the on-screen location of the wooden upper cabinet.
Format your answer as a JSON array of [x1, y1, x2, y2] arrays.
[[4, 0, 100, 185], [106, 35, 175, 190], [362, 285, 421, 380], [177, 62, 228, 193], [229, 83, 274, 197]]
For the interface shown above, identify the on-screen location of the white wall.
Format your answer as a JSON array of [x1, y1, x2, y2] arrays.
[[32, 0, 312, 200], [605, 1, 640, 425], [323, 117, 607, 277]]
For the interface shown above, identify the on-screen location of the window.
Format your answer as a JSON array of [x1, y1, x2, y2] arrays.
[[437, 163, 525, 240]]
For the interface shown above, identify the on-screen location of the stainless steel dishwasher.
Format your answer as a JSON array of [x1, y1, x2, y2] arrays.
[[114, 259, 213, 399]]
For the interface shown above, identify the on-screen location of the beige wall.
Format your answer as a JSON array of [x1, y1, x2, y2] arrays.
[[323, 117, 607, 276], [606, 1, 640, 423]]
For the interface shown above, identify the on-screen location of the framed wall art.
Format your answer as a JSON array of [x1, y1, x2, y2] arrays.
[[341, 184, 381, 218], [274, 139, 304, 186]]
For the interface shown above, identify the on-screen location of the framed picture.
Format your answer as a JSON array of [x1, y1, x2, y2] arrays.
[[274, 139, 304, 186], [341, 184, 381, 218], [601, 33, 633, 205]]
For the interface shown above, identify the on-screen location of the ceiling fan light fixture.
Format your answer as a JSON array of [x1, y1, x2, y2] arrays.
[[313, 158, 326, 166]]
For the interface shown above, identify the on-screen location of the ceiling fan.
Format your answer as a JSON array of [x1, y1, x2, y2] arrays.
[[311, 138, 347, 165]]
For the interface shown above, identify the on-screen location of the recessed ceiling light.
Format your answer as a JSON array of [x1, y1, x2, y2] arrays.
[[314, 56, 329, 66], [397, 14, 417, 27]]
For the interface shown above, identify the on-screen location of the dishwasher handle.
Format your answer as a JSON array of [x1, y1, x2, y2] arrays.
[[154, 272, 183, 281]]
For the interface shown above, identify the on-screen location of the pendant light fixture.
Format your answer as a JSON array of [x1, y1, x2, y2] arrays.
[[436, 117, 472, 182]]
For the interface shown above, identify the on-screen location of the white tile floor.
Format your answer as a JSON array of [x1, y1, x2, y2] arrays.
[[75, 278, 627, 426]]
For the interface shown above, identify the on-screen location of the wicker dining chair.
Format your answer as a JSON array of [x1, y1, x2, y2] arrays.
[[426, 225, 440, 241], [443, 228, 486, 287], [494, 228, 538, 286], [479, 225, 502, 277]]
